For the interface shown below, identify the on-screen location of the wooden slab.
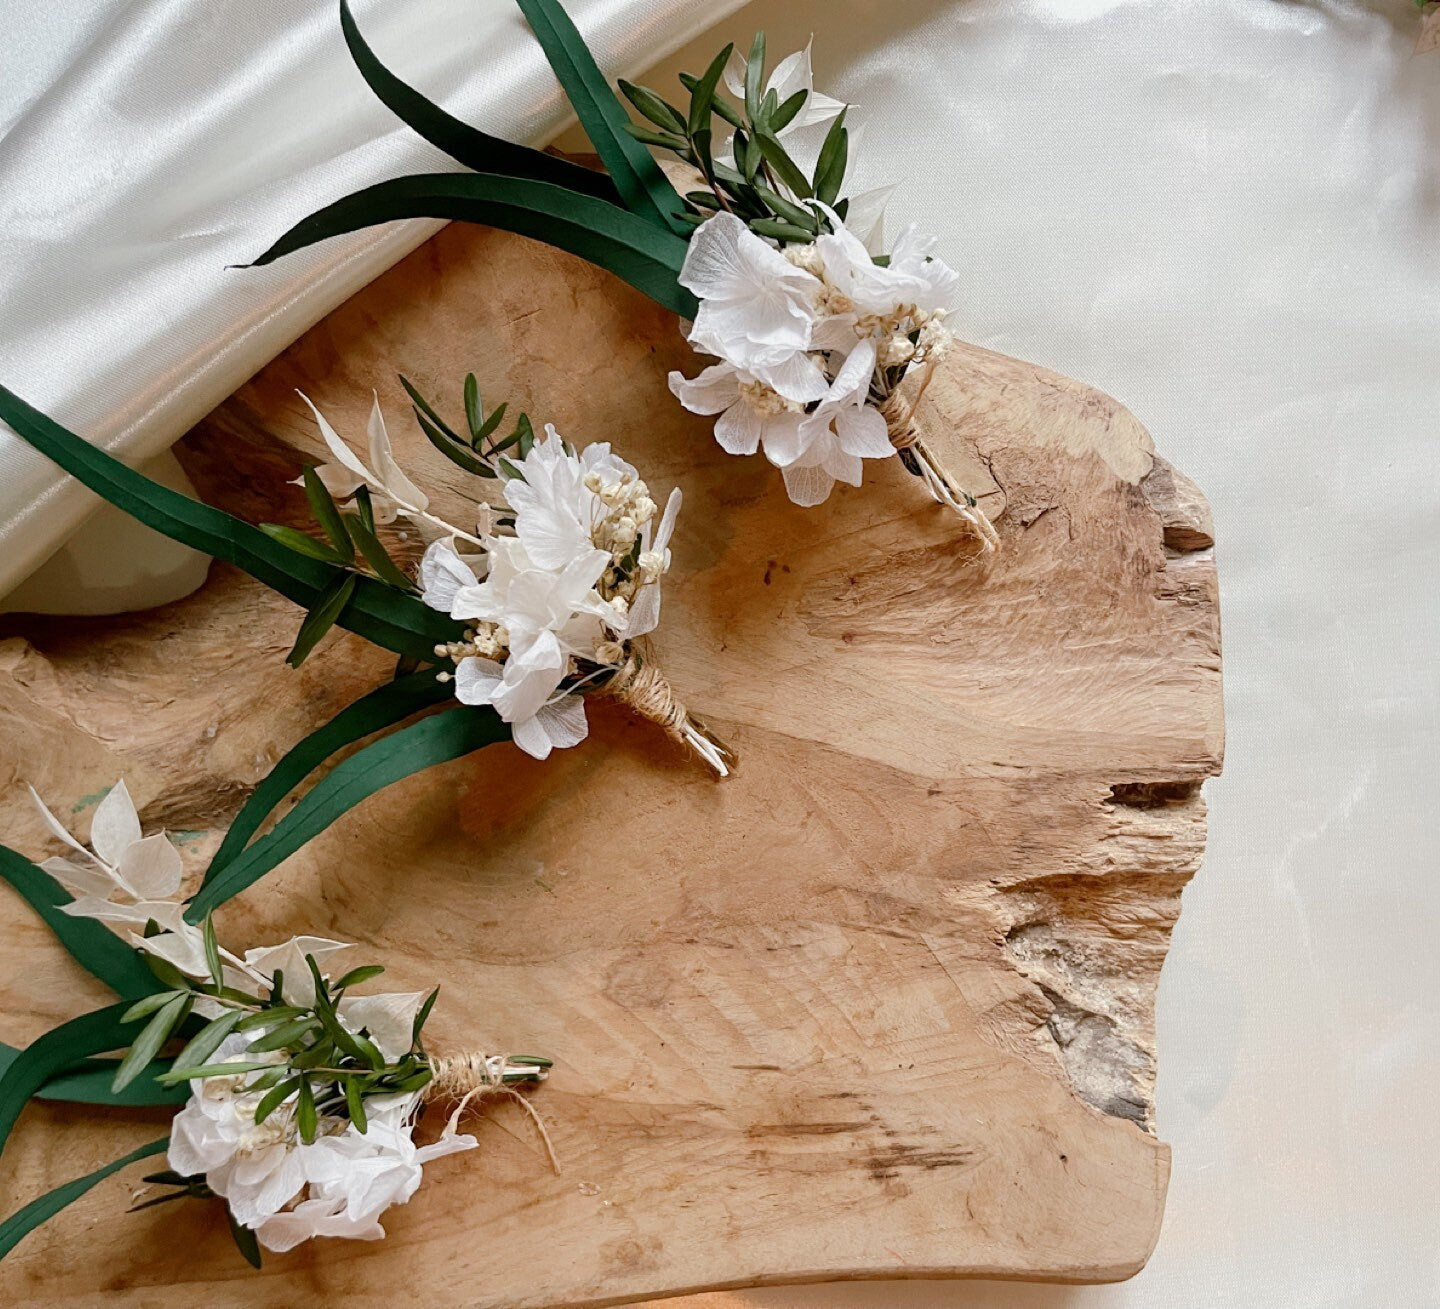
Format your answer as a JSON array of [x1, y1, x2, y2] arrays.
[[0, 220, 1221, 1306]]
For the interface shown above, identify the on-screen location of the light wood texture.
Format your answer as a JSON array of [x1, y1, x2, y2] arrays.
[[0, 220, 1221, 1306]]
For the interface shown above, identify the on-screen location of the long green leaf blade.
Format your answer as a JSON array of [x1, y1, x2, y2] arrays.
[[0, 1136, 169, 1260], [188, 704, 509, 918], [0, 386, 462, 661], [340, 0, 621, 204], [205, 670, 451, 881], [19, 1053, 187, 1108], [0, 1004, 136, 1157], [249, 172, 696, 318], [514, 0, 689, 234], [0, 846, 157, 1000], [285, 573, 358, 668]]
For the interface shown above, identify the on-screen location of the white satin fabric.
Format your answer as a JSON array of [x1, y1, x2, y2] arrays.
[[0, 0, 743, 600], [631, 1, 1435, 1307]]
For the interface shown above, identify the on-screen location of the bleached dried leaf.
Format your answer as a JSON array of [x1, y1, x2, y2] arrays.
[[117, 832, 184, 899], [39, 855, 117, 898], [89, 779, 141, 867], [367, 394, 428, 512], [27, 784, 92, 859], [337, 990, 426, 1062], [298, 391, 372, 482]]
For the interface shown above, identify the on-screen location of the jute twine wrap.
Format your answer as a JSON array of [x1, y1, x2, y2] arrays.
[[882, 390, 922, 451], [879, 387, 1001, 553], [603, 651, 736, 776], [423, 1052, 560, 1173], [606, 655, 690, 746]]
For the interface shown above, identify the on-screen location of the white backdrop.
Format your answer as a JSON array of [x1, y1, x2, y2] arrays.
[[635, 1, 1440, 1306], [4, 0, 1439, 1305]]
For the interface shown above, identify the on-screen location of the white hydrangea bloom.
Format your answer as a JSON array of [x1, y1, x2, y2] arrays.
[[761, 339, 894, 507], [668, 360, 806, 460], [418, 426, 681, 762], [677, 213, 827, 392], [501, 425, 638, 572], [168, 1040, 476, 1252], [444, 535, 610, 759], [254, 1094, 475, 1252], [670, 208, 962, 509], [812, 212, 960, 323], [167, 1035, 305, 1231]]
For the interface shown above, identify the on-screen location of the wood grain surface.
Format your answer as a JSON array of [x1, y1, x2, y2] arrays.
[[0, 219, 1221, 1305]]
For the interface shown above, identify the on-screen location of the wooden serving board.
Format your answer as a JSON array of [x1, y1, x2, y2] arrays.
[[0, 220, 1221, 1306]]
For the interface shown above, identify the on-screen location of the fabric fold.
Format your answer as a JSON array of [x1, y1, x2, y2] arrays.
[[0, 0, 741, 599]]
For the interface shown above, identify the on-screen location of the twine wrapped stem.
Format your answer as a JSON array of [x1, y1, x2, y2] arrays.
[[604, 653, 735, 777], [880, 386, 1000, 553], [422, 1052, 560, 1173]]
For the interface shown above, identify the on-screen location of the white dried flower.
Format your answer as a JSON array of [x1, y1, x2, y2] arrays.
[[414, 426, 682, 762]]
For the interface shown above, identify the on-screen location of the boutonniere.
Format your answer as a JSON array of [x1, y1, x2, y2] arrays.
[[0, 372, 733, 929], [290, 380, 733, 772], [247, 1, 999, 549], [0, 781, 553, 1266]]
